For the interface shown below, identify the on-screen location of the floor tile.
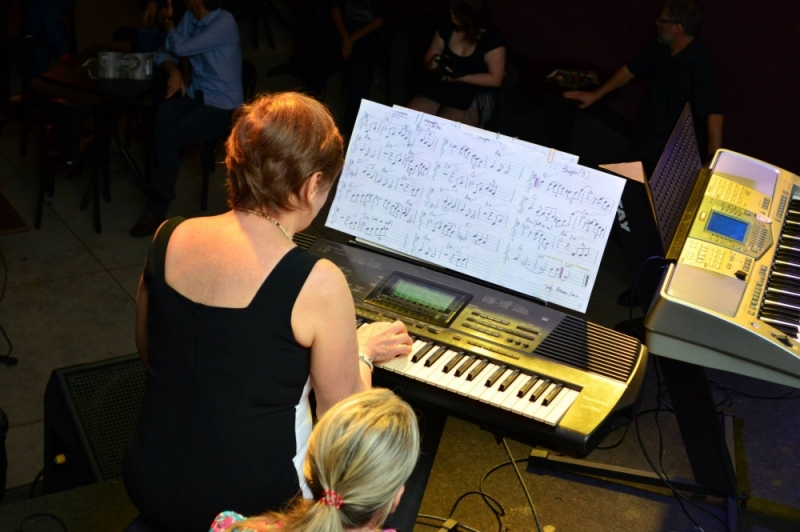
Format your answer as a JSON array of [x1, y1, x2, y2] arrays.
[[0, 272, 136, 427], [0, 162, 105, 288], [108, 265, 143, 301]]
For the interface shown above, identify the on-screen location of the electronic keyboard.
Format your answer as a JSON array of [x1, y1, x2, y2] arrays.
[[296, 235, 648, 457]]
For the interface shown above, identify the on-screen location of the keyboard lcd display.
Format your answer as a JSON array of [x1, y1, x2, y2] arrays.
[[391, 279, 456, 311], [706, 212, 748, 242]]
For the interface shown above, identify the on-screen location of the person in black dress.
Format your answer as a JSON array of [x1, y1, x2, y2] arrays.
[[123, 92, 413, 532], [408, 0, 506, 127]]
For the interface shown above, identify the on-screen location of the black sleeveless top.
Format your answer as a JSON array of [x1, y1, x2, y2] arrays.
[[124, 218, 320, 532]]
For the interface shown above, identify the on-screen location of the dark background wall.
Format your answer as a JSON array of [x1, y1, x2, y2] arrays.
[[491, 0, 800, 173]]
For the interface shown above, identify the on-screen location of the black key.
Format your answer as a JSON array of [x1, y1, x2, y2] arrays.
[[763, 299, 800, 312], [411, 342, 435, 363], [467, 360, 489, 381], [485, 366, 507, 387], [356, 318, 365, 327], [518, 375, 539, 398], [442, 352, 465, 373], [542, 384, 564, 406], [530, 379, 551, 401], [424, 346, 449, 367], [499, 370, 520, 392], [454, 356, 477, 377]]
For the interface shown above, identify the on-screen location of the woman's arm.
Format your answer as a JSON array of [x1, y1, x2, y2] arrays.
[[423, 31, 446, 69], [451, 46, 506, 88], [294, 260, 412, 416], [135, 274, 149, 367]]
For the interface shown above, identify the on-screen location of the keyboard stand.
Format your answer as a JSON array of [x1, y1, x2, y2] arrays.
[[527, 356, 746, 531]]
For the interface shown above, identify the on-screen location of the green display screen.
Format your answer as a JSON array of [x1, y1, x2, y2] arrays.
[[391, 279, 457, 311]]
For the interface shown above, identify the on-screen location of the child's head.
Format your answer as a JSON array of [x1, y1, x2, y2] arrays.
[[303, 388, 420, 530]]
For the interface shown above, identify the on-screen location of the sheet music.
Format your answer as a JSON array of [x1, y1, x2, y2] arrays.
[[395, 106, 580, 165], [326, 100, 625, 313]]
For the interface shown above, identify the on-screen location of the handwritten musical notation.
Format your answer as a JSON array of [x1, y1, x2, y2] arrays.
[[326, 100, 625, 313]]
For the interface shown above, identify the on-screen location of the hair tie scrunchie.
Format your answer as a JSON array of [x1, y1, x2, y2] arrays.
[[320, 489, 344, 509]]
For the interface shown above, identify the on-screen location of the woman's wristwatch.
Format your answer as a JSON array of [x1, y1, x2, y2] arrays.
[[358, 352, 374, 372]]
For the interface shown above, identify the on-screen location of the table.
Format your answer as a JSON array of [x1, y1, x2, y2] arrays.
[[38, 45, 153, 233]]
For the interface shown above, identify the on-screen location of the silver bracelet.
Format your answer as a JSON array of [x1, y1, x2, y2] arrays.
[[358, 352, 374, 372]]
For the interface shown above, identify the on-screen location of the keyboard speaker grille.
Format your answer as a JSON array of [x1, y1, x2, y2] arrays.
[[534, 316, 641, 382]]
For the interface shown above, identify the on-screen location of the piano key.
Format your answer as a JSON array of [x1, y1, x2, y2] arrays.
[[760, 316, 800, 333], [380, 339, 428, 371], [403, 348, 441, 379], [391, 342, 436, 375], [761, 307, 799, 324], [517, 375, 540, 398], [411, 342, 436, 362], [530, 379, 552, 402], [485, 366, 507, 387], [454, 356, 477, 377], [523, 383, 557, 419], [414, 350, 452, 381], [478, 368, 512, 403], [542, 383, 565, 406], [499, 370, 520, 392], [509, 384, 537, 415], [533, 385, 568, 422], [543, 389, 580, 426], [467, 360, 489, 382], [424, 346, 449, 367], [462, 363, 497, 397], [429, 351, 463, 387], [763, 299, 800, 312], [453, 361, 489, 395], [766, 286, 800, 302], [434, 356, 470, 389], [499, 375, 531, 410], [442, 352, 466, 373]]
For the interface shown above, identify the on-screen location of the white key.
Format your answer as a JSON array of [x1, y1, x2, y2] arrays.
[[522, 382, 556, 419], [466, 363, 501, 399], [509, 383, 537, 415], [456, 362, 492, 396], [492, 373, 526, 409], [414, 349, 451, 382], [390, 344, 432, 375], [452, 359, 485, 395], [403, 347, 441, 379], [429, 351, 463, 386], [435, 357, 472, 390], [532, 385, 566, 422], [379, 339, 427, 371], [478, 368, 511, 403], [543, 389, 580, 426], [505, 377, 538, 412]]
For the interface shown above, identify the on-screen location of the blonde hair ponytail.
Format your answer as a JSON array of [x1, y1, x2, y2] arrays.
[[225, 389, 419, 532]]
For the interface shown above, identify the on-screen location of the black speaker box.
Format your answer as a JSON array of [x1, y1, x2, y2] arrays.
[[43, 354, 145, 494]]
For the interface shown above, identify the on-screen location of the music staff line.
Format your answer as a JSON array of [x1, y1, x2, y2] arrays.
[[502, 245, 590, 288], [527, 173, 617, 213], [516, 196, 607, 240], [344, 190, 417, 223], [355, 111, 440, 151], [433, 167, 516, 203], [419, 213, 501, 253], [411, 236, 493, 278], [344, 162, 424, 200], [329, 208, 408, 249], [425, 191, 509, 228]]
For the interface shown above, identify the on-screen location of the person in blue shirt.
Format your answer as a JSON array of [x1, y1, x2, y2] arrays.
[[131, 0, 243, 237]]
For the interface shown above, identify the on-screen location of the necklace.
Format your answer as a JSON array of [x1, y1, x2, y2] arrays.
[[234, 207, 292, 241]]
